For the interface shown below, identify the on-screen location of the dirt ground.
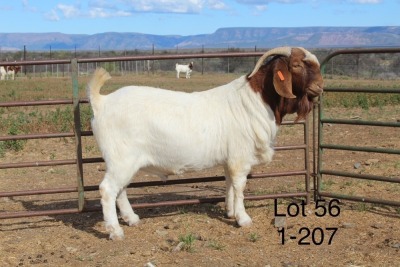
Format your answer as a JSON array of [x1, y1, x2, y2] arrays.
[[1, 76, 399, 266]]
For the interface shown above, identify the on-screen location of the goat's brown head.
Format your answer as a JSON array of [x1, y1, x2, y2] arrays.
[[248, 47, 324, 125]]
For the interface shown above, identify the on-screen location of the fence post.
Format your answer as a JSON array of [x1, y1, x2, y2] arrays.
[[71, 58, 85, 211]]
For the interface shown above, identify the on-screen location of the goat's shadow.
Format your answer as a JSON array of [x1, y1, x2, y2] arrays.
[[5, 184, 243, 239]]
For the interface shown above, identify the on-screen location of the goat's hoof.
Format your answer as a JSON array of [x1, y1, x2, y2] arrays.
[[225, 211, 235, 219], [123, 214, 140, 226], [109, 232, 125, 241], [236, 216, 253, 227], [106, 225, 125, 240]]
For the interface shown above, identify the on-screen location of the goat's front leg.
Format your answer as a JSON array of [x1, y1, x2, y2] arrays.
[[226, 164, 252, 227]]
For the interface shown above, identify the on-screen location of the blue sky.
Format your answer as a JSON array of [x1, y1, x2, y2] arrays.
[[1, 0, 399, 35]]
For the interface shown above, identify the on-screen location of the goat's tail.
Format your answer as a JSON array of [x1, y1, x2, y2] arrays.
[[87, 68, 111, 116]]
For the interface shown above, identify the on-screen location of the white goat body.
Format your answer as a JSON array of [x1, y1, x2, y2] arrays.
[[175, 62, 193, 79], [90, 70, 276, 240], [0, 65, 21, 80], [88, 47, 323, 240]]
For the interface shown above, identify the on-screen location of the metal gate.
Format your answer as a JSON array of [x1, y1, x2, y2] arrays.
[[316, 48, 400, 206]]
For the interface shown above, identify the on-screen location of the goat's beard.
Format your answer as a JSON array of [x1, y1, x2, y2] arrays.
[[295, 95, 313, 122]]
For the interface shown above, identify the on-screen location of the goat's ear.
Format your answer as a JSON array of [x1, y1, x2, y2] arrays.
[[273, 61, 296, 99]]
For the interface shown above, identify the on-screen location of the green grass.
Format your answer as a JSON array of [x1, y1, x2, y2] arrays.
[[249, 232, 260, 243], [208, 240, 225, 251], [179, 233, 197, 252]]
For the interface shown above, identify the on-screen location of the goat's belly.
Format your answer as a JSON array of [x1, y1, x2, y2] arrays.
[[143, 148, 223, 176]]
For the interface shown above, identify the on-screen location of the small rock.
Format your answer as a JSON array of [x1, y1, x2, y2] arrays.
[[65, 247, 78, 254], [159, 241, 170, 252], [365, 159, 379, 166], [354, 162, 362, 169], [341, 222, 355, 229], [273, 216, 286, 228], [173, 242, 184, 252], [47, 168, 55, 173], [371, 223, 384, 229], [141, 251, 152, 257], [350, 116, 362, 120], [97, 165, 106, 172], [155, 230, 168, 237], [145, 262, 156, 267], [390, 242, 400, 249], [172, 218, 181, 223], [282, 262, 298, 267]]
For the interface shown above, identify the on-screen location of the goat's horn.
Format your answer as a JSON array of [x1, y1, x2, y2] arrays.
[[248, 46, 292, 78]]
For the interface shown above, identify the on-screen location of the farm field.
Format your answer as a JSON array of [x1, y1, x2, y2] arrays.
[[0, 72, 399, 266]]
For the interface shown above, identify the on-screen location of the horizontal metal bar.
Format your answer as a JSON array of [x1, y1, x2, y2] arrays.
[[0, 131, 92, 141], [0, 99, 89, 108], [0, 187, 78, 197], [320, 144, 400, 155], [0, 169, 307, 198], [0, 51, 267, 67], [320, 47, 400, 69], [76, 52, 266, 64], [275, 145, 306, 151], [0, 192, 307, 219], [0, 140, 305, 170], [320, 169, 400, 183], [0, 208, 81, 219], [0, 159, 76, 169], [323, 88, 400, 93], [320, 118, 400, 127], [318, 191, 400, 207], [0, 156, 104, 169]]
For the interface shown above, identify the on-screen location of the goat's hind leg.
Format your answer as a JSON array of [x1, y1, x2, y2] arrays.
[[117, 189, 140, 226], [99, 165, 138, 240], [99, 173, 124, 240]]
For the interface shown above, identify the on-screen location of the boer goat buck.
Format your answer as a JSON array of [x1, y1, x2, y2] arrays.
[[88, 47, 324, 240], [0, 65, 21, 80], [176, 62, 193, 78]]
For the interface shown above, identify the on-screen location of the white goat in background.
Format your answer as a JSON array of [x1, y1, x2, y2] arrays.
[[176, 62, 193, 79], [0, 65, 21, 80], [87, 47, 323, 240]]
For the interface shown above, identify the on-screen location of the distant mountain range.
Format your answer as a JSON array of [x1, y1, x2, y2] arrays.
[[1, 26, 399, 51]]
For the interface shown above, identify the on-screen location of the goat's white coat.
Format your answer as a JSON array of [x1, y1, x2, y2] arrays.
[[0, 66, 15, 80], [175, 63, 192, 79], [89, 69, 277, 240]]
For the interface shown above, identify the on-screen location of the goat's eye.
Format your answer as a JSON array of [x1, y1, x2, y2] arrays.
[[291, 64, 303, 71]]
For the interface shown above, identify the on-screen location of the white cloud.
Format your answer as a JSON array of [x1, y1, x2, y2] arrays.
[[121, 0, 203, 13], [22, 0, 38, 12], [88, 7, 131, 18], [236, 0, 302, 4], [255, 5, 268, 11], [44, 9, 60, 21], [57, 4, 80, 18], [120, 0, 227, 13], [42, 0, 227, 22]]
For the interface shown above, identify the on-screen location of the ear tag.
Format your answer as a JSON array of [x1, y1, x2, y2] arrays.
[[277, 71, 285, 81]]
